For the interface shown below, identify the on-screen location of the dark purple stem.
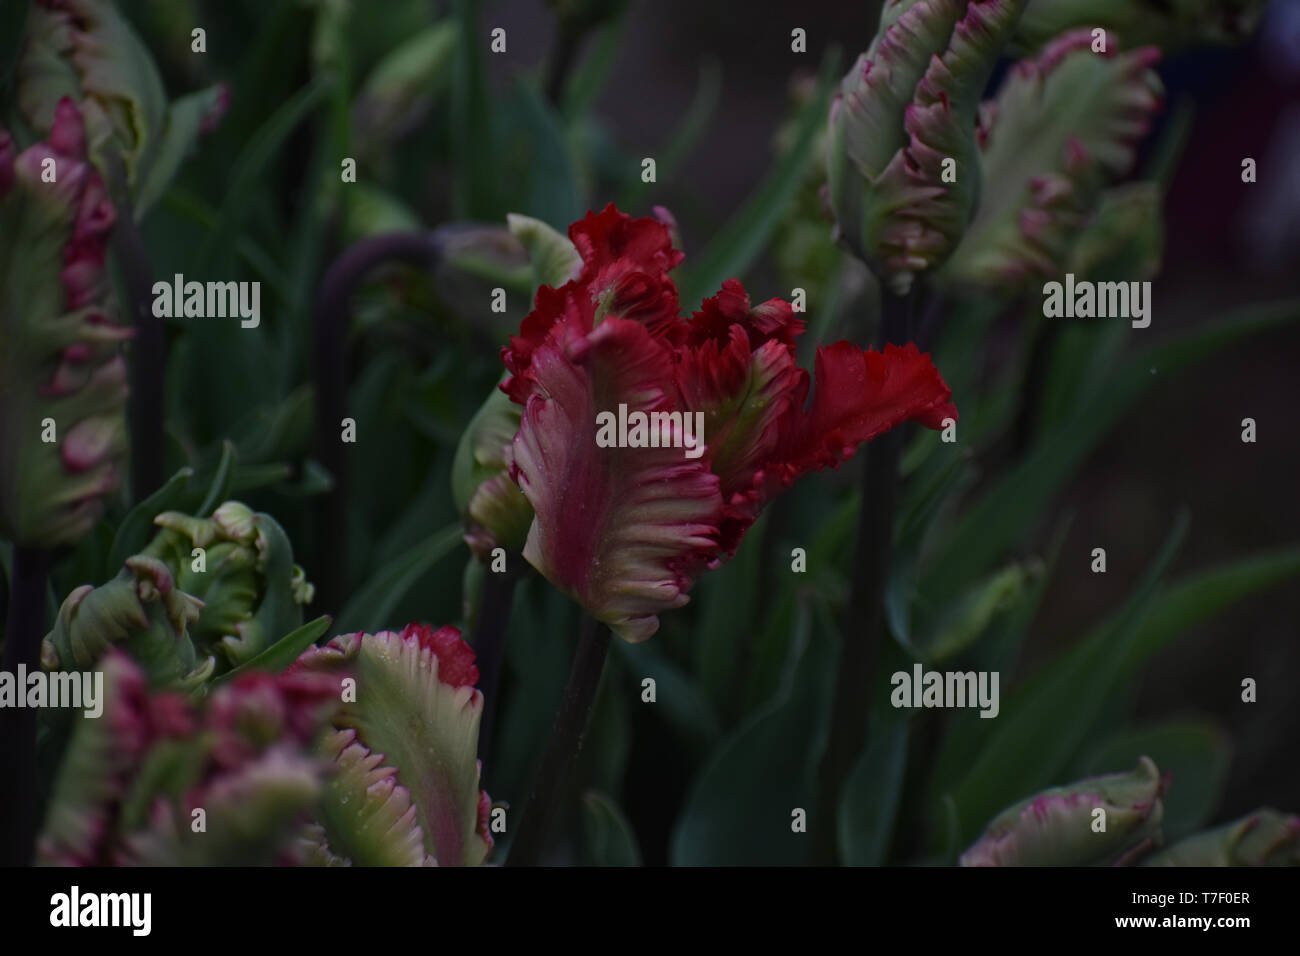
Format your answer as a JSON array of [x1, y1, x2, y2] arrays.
[[811, 285, 913, 864], [507, 615, 611, 866], [310, 233, 443, 613], [0, 546, 52, 865], [113, 207, 166, 502], [473, 562, 520, 784]]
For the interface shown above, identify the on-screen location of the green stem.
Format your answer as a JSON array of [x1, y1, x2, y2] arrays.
[[811, 285, 913, 864], [507, 614, 611, 865]]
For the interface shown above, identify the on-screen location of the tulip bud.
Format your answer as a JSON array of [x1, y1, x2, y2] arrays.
[[142, 501, 317, 668], [1015, 0, 1267, 54], [0, 100, 130, 549], [1066, 182, 1164, 282], [17, 0, 226, 216], [38, 651, 339, 866], [42, 555, 215, 692], [826, 0, 1027, 294], [960, 756, 1165, 866], [507, 213, 583, 290], [1143, 809, 1300, 866], [353, 22, 458, 154], [292, 623, 494, 866], [942, 32, 1162, 292], [41, 500, 314, 685], [453, 385, 534, 560]]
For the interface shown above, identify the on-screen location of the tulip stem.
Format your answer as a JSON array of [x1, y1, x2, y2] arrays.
[[507, 614, 611, 866], [0, 546, 52, 865], [811, 286, 914, 865], [1011, 312, 1061, 458], [473, 563, 520, 782], [545, 20, 588, 108], [310, 233, 444, 613], [112, 204, 167, 502]]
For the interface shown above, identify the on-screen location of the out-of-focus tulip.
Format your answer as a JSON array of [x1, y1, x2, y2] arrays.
[[960, 756, 1165, 866], [942, 31, 1163, 292], [352, 22, 458, 155], [17, 0, 227, 215], [1143, 809, 1300, 866], [38, 652, 339, 866], [0, 99, 130, 549]]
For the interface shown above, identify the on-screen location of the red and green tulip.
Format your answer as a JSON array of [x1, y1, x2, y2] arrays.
[[500, 205, 957, 641], [292, 623, 494, 866]]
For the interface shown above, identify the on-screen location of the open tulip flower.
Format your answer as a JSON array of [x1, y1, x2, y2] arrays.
[[501, 205, 957, 641]]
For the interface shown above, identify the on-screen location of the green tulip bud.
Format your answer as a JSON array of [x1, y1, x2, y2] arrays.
[[1143, 809, 1300, 866], [143, 501, 316, 668], [961, 756, 1165, 866], [826, 0, 1027, 294], [353, 22, 458, 154], [42, 555, 214, 692], [42, 500, 314, 686], [1066, 182, 1164, 282], [942, 32, 1163, 292], [452, 385, 533, 560]]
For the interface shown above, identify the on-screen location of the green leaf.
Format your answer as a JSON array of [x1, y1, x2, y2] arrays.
[[334, 523, 465, 634], [838, 718, 909, 866], [617, 59, 722, 211], [1110, 545, 1300, 685], [108, 468, 195, 570], [196, 441, 238, 517], [677, 48, 841, 305], [211, 615, 333, 686], [562, 11, 631, 117], [615, 638, 720, 757], [135, 85, 229, 219], [450, 0, 494, 218], [196, 77, 334, 271], [941, 513, 1188, 847], [580, 791, 642, 866], [1073, 720, 1230, 840], [914, 562, 1031, 663], [0, 0, 29, 87], [924, 298, 1300, 597], [506, 79, 581, 229], [671, 601, 833, 865]]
